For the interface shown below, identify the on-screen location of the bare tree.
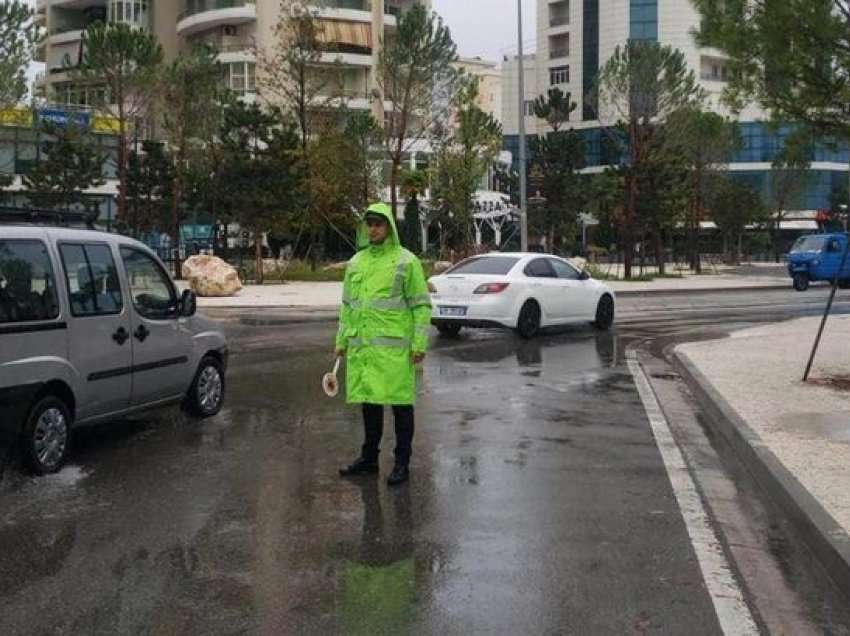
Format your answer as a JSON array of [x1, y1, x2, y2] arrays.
[[378, 4, 465, 217], [70, 22, 163, 226]]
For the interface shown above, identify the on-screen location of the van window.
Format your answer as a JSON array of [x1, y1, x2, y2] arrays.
[[0, 240, 60, 324], [120, 247, 177, 319], [59, 243, 124, 317]]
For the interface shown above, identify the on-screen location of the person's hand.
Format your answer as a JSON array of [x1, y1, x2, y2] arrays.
[[335, 348, 345, 358], [412, 352, 425, 364]]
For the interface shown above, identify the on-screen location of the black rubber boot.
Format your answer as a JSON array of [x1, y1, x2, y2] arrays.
[[387, 464, 409, 486], [339, 457, 379, 477]]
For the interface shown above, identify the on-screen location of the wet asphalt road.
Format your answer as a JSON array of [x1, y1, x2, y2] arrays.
[[2, 287, 850, 635]]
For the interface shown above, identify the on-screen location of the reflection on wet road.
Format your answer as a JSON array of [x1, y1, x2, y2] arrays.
[[8, 285, 848, 635]]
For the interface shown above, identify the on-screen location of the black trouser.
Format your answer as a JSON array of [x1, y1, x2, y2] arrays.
[[361, 404, 415, 467]]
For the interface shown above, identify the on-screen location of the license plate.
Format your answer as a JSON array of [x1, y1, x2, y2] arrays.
[[439, 306, 467, 317], [792, 266, 808, 272]]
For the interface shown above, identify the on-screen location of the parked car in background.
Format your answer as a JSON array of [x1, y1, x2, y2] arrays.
[[428, 252, 616, 339], [787, 233, 850, 291], [0, 223, 228, 474]]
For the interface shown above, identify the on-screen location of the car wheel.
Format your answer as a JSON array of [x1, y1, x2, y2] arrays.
[[436, 323, 462, 338], [22, 395, 72, 475], [793, 273, 809, 292], [593, 294, 615, 331], [185, 356, 225, 417], [515, 301, 541, 339]]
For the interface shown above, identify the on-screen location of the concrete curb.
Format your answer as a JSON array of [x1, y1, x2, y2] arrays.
[[613, 283, 789, 297], [671, 348, 850, 601], [197, 283, 793, 314]]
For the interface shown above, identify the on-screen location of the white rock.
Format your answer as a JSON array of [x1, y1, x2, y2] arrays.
[[183, 255, 243, 297], [567, 257, 587, 272], [432, 261, 453, 274]]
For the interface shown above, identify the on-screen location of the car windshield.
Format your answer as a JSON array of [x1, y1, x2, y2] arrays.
[[791, 236, 826, 253], [446, 256, 520, 275]]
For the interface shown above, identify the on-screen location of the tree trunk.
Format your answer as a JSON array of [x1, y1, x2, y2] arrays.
[[255, 232, 264, 285], [624, 174, 636, 280], [690, 166, 702, 274], [653, 228, 664, 276], [773, 210, 782, 263], [171, 170, 182, 280], [390, 159, 400, 220], [117, 129, 128, 227]]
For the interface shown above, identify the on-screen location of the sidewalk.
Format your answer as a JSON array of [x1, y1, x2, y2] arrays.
[[196, 270, 791, 309], [674, 315, 850, 595]]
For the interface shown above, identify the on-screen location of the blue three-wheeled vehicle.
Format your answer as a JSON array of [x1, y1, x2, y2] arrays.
[[787, 233, 850, 291]]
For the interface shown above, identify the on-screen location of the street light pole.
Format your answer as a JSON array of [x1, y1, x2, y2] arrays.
[[517, 0, 528, 252]]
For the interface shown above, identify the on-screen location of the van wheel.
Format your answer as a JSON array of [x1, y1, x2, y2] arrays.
[[793, 273, 809, 292], [515, 301, 541, 339], [185, 356, 225, 417], [22, 396, 72, 475]]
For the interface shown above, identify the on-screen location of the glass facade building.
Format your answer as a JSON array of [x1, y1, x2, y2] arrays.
[[505, 121, 850, 211]]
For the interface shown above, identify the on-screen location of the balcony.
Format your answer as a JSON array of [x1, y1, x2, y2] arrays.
[[177, 0, 256, 37], [313, 1, 400, 27], [48, 26, 87, 45]]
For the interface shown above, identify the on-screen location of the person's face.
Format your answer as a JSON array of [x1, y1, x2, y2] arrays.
[[366, 216, 389, 244]]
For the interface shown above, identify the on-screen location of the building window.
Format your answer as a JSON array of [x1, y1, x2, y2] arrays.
[[109, 1, 149, 28], [549, 0, 569, 27], [525, 100, 535, 117], [550, 65, 569, 85], [223, 62, 257, 94], [549, 33, 570, 59], [629, 0, 657, 41]]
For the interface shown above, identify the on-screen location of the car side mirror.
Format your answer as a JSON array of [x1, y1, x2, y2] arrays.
[[830, 241, 841, 252], [579, 270, 590, 281], [179, 289, 197, 317]]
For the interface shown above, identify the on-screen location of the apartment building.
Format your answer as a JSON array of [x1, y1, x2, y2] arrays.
[[33, 0, 428, 118], [499, 0, 849, 211], [454, 57, 502, 124], [10, 1, 430, 222]]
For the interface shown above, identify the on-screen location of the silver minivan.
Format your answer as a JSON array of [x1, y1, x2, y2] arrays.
[[0, 224, 227, 474]]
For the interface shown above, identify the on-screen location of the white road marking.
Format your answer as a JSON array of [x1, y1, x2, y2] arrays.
[[627, 351, 761, 636]]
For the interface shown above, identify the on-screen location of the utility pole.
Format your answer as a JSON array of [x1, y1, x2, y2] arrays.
[[517, 0, 528, 252]]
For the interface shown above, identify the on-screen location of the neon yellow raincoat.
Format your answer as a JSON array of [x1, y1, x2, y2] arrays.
[[335, 203, 432, 405]]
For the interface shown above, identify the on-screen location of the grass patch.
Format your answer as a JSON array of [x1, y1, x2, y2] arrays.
[[586, 265, 684, 282]]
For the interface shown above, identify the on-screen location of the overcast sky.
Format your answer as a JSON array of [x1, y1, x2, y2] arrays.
[[432, 0, 536, 63]]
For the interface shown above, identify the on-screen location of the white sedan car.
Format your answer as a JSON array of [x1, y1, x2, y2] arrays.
[[428, 252, 615, 339]]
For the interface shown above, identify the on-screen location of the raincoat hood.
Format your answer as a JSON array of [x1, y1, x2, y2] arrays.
[[356, 203, 400, 251]]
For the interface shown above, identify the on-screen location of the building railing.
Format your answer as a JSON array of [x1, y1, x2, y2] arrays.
[[550, 48, 569, 59], [550, 16, 569, 27], [319, 1, 402, 17], [178, 0, 256, 22]]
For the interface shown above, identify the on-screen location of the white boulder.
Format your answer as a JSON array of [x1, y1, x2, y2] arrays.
[[183, 255, 242, 297]]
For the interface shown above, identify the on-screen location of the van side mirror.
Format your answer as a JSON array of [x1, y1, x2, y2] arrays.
[[179, 289, 197, 317]]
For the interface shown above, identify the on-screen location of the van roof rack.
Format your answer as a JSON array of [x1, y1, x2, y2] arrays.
[[0, 206, 98, 228]]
